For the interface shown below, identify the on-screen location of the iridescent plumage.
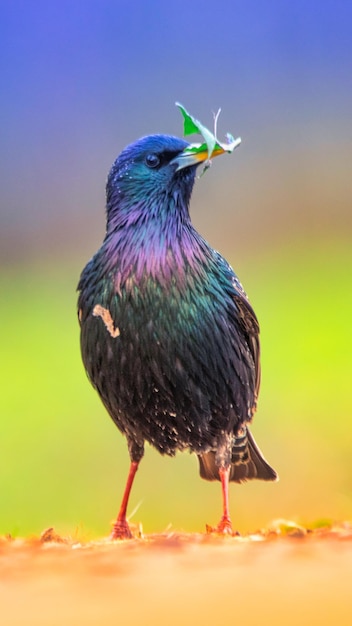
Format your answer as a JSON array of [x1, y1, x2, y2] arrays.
[[78, 134, 277, 537]]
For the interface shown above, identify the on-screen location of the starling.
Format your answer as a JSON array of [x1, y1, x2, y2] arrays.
[[78, 127, 277, 539]]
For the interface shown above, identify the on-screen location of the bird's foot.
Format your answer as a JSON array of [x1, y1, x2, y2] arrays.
[[206, 515, 240, 536], [110, 519, 134, 540]]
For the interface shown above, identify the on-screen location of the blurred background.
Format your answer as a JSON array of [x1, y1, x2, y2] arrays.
[[1, 0, 351, 538]]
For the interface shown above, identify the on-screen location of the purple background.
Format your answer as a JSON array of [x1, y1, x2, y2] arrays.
[[1, 0, 351, 264]]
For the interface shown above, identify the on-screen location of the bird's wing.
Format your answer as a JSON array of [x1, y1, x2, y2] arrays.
[[232, 288, 261, 407], [215, 251, 261, 411]]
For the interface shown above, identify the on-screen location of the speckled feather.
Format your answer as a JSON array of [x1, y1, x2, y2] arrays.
[[78, 134, 277, 482]]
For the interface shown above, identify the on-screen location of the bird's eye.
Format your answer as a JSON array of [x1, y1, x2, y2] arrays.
[[145, 154, 160, 169]]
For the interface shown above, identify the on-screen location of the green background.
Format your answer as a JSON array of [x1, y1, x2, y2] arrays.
[[1, 238, 351, 537], [1, 1, 351, 537]]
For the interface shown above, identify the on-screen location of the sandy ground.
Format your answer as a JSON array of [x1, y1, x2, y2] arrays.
[[1, 522, 352, 626]]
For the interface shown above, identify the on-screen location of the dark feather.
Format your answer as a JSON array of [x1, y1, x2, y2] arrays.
[[78, 133, 277, 483], [198, 427, 278, 483]]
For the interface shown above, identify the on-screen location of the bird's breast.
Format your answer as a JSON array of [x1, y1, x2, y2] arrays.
[[78, 243, 256, 454]]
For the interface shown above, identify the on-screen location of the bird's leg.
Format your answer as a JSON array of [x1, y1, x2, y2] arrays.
[[111, 439, 144, 540], [111, 461, 139, 539], [215, 466, 234, 534], [206, 464, 235, 535], [207, 437, 238, 536]]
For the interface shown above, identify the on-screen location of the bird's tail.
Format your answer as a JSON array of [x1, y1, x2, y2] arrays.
[[198, 427, 278, 483]]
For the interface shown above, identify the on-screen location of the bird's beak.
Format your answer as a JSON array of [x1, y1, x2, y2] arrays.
[[171, 144, 230, 171]]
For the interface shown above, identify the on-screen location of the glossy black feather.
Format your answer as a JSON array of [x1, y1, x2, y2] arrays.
[[77, 134, 277, 483]]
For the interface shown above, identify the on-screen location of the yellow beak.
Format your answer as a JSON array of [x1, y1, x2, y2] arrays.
[[172, 138, 241, 171], [172, 144, 227, 171]]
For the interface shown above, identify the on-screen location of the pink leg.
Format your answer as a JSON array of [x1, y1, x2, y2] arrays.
[[216, 466, 233, 534], [207, 466, 237, 535], [111, 461, 139, 540]]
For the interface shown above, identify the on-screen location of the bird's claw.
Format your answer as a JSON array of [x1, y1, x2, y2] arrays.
[[206, 515, 240, 536], [110, 519, 134, 540]]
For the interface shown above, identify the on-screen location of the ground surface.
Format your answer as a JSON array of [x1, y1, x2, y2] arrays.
[[1, 522, 352, 626]]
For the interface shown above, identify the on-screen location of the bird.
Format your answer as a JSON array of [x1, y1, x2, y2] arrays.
[[77, 130, 278, 539]]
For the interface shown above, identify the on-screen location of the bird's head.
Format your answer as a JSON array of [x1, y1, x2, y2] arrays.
[[105, 134, 214, 232]]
